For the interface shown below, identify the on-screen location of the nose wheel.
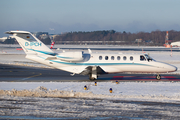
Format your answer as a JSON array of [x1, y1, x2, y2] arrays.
[[156, 74, 161, 80]]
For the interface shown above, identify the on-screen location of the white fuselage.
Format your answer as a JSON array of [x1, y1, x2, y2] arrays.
[[26, 52, 177, 75]]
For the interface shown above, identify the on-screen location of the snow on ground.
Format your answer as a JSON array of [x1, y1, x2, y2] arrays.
[[0, 82, 180, 103]]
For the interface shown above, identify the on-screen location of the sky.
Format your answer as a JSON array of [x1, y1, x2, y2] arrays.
[[0, 0, 180, 37]]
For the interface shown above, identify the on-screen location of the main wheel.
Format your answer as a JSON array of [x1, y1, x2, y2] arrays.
[[156, 74, 161, 80], [89, 74, 98, 80], [89, 74, 96, 80]]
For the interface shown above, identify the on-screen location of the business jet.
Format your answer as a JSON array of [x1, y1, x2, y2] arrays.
[[6, 30, 177, 80]]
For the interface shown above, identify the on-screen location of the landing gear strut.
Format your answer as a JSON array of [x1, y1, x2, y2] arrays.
[[89, 74, 96, 80], [156, 74, 161, 80], [89, 66, 97, 80]]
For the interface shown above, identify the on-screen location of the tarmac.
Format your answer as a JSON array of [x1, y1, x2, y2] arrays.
[[0, 63, 180, 82]]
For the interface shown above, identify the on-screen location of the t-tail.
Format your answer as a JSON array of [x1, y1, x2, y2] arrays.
[[5, 31, 55, 55]]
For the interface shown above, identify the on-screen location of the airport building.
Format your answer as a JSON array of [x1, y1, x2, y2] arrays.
[[0, 37, 7, 43], [0, 37, 16, 44]]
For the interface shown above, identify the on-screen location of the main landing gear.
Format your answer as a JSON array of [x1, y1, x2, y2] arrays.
[[89, 74, 96, 80], [89, 66, 98, 80]]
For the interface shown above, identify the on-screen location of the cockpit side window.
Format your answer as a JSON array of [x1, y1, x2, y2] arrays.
[[140, 55, 146, 61]]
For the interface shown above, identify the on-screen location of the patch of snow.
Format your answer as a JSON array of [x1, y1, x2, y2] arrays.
[[0, 82, 180, 103]]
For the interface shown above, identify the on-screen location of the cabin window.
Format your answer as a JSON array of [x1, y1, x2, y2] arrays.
[[105, 56, 108, 60], [140, 55, 146, 61], [99, 56, 102, 60], [117, 56, 120, 60], [123, 56, 127, 60], [111, 56, 114, 60], [130, 56, 133, 61]]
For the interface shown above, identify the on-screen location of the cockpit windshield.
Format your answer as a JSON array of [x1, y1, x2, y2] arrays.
[[144, 54, 155, 61]]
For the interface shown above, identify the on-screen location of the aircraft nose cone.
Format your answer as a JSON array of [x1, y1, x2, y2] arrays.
[[174, 66, 178, 71], [159, 62, 178, 72], [169, 65, 177, 72]]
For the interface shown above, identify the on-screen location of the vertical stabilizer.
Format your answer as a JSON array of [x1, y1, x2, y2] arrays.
[[6, 31, 55, 55]]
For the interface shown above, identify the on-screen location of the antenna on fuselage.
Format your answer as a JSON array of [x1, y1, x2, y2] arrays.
[[88, 48, 92, 54]]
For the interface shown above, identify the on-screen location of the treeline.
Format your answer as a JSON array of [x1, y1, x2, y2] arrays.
[[54, 30, 180, 46]]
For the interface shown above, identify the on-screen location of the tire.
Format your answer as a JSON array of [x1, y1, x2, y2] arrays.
[[156, 75, 161, 80], [89, 77, 96, 81], [89, 74, 98, 80], [89, 74, 95, 80]]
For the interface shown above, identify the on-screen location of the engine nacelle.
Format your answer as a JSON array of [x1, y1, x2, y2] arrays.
[[56, 51, 84, 62]]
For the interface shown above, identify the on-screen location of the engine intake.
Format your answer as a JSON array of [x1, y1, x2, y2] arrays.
[[56, 51, 84, 62]]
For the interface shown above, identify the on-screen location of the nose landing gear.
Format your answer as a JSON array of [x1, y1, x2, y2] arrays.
[[156, 74, 161, 80]]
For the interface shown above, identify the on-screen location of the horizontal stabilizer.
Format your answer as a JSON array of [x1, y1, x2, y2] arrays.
[[5, 31, 30, 34]]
